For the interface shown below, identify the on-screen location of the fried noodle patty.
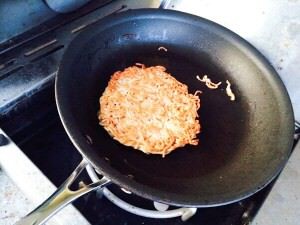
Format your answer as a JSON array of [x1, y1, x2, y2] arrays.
[[98, 64, 201, 157]]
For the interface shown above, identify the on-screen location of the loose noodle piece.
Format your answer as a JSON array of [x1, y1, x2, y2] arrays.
[[194, 90, 202, 96], [99, 64, 201, 157], [135, 63, 144, 68], [158, 46, 168, 52], [196, 75, 222, 89], [226, 80, 236, 101]]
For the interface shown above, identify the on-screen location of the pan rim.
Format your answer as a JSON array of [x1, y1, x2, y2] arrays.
[[55, 8, 294, 207]]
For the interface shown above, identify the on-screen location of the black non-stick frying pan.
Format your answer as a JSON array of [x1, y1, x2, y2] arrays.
[[16, 9, 294, 225]]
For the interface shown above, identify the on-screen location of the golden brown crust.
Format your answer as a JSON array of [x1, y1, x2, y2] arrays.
[[98, 64, 201, 157]]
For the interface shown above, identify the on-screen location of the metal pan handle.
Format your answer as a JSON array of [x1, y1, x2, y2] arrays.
[[15, 159, 111, 225]]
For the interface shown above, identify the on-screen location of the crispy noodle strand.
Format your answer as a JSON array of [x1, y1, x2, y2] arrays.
[[99, 65, 201, 157], [226, 80, 236, 101], [158, 46, 168, 52], [196, 75, 222, 89], [194, 90, 202, 96], [135, 63, 144, 68]]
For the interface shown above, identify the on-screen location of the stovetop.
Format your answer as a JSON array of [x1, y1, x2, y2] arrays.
[[0, 0, 299, 225]]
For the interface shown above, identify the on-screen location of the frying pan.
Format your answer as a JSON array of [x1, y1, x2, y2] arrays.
[[16, 9, 294, 225]]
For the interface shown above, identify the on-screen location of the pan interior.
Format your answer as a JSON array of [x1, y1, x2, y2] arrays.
[[56, 10, 293, 206]]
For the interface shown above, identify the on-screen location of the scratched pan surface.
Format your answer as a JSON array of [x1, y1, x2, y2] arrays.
[[55, 9, 294, 207]]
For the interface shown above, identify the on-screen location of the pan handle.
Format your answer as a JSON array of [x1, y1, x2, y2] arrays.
[[15, 159, 111, 225]]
